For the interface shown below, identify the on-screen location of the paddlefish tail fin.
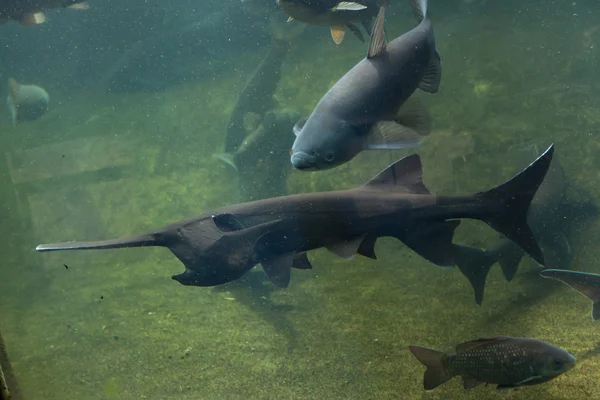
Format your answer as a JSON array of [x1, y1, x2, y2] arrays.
[[473, 145, 554, 267]]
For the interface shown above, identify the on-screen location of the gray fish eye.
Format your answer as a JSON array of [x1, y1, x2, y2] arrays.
[[324, 152, 335, 162]]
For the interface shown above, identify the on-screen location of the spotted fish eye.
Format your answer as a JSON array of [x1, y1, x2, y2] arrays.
[[324, 152, 335, 162]]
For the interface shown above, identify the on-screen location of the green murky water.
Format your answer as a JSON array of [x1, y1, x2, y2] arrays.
[[1, 1, 600, 399]]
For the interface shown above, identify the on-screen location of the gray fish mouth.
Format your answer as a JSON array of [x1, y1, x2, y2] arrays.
[[290, 151, 317, 170]]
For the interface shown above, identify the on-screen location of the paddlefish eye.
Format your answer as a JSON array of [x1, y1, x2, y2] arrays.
[[324, 152, 335, 162]]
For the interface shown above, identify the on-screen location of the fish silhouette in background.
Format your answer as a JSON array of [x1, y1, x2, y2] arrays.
[[221, 15, 306, 158], [409, 336, 576, 390], [276, 0, 381, 44], [6, 78, 49, 126], [541, 269, 600, 320], [0, 0, 88, 25], [452, 154, 598, 305], [290, 0, 440, 171], [37, 146, 553, 292]]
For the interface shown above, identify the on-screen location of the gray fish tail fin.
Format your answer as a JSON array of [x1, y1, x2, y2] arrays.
[[474, 145, 554, 267], [36, 234, 158, 252], [410, 0, 428, 22], [408, 345, 453, 390], [452, 244, 498, 305]]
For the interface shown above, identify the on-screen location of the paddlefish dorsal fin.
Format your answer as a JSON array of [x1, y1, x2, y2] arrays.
[[361, 154, 431, 194]]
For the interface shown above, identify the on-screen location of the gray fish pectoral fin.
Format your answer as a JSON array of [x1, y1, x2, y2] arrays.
[[394, 96, 433, 136], [367, 4, 387, 58], [418, 50, 442, 94], [326, 235, 366, 260], [462, 376, 483, 390], [330, 25, 346, 44], [293, 117, 308, 136], [261, 253, 294, 288], [364, 121, 424, 150]]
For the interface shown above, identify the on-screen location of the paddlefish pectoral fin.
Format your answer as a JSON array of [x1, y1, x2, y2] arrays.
[[472, 145, 554, 267], [408, 345, 453, 390], [261, 253, 294, 288]]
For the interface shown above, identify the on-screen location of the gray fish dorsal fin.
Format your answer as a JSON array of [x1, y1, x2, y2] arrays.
[[261, 253, 294, 288], [361, 154, 431, 194], [367, 5, 387, 58], [540, 269, 600, 303], [455, 337, 510, 353]]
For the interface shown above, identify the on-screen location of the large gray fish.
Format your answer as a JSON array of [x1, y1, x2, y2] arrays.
[[409, 336, 576, 390], [0, 0, 88, 25], [276, 0, 380, 44], [452, 154, 598, 305], [290, 0, 440, 171], [36, 146, 553, 290], [540, 269, 600, 320], [6, 78, 49, 126]]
